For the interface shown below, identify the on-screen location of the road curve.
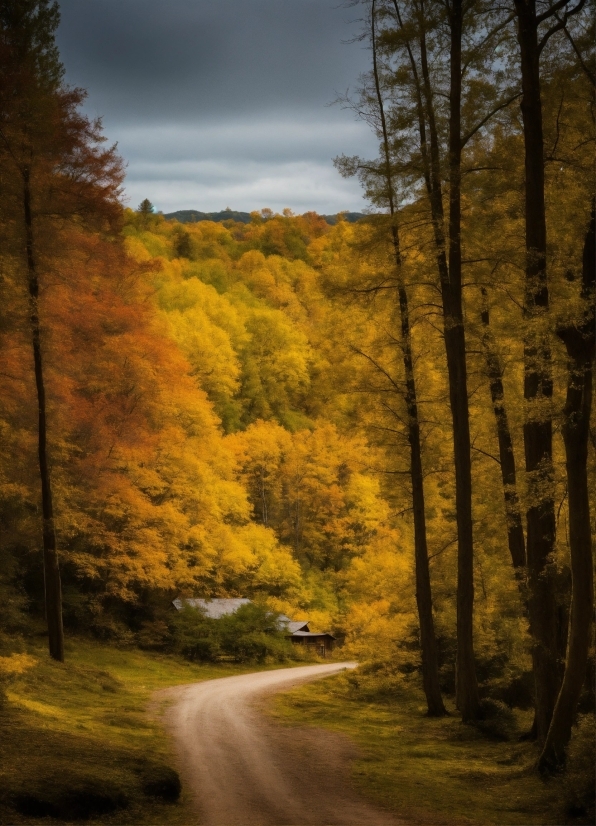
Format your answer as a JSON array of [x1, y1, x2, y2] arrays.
[[157, 662, 402, 826]]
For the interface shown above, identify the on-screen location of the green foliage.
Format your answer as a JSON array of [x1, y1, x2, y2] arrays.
[[172, 603, 294, 663], [342, 658, 416, 703], [475, 698, 518, 741], [171, 606, 221, 661], [0, 0, 64, 91], [137, 198, 155, 216]]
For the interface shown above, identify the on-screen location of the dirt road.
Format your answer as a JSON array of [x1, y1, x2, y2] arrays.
[[158, 662, 401, 825]]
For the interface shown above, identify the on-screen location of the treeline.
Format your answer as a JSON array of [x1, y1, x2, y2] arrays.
[[163, 209, 365, 226], [0, 0, 593, 784]]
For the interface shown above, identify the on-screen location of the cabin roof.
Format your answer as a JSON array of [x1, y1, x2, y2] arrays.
[[290, 630, 336, 640], [172, 597, 251, 618], [286, 620, 310, 633], [276, 615, 310, 633]]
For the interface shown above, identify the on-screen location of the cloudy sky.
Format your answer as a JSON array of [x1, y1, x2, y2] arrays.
[[56, 0, 377, 215]]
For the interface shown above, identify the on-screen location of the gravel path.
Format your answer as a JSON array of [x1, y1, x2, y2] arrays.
[[157, 662, 402, 825]]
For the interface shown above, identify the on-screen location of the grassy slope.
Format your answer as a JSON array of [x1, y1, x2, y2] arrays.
[[270, 672, 594, 826], [0, 635, 285, 825]]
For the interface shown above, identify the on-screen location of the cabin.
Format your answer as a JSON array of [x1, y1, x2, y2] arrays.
[[286, 628, 336, 657], [172, 598, 336, 657], [275, 613, 336, 656]]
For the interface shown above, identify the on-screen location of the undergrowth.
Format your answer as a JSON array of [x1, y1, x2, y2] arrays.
[[0, 633, 289, 824], [271, 669, 595, 826]]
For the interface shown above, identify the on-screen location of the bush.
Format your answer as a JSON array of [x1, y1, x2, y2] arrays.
[[171, 606, 221, 661], [140, 764, 181, 802], [0, 652, 36, 707], [14, 779, 128, 820], [136, 620, 173, 651], [559, 715, 596, 824], [488, 671, 534, 710], [343, 659, 411, 702], [172, 602, 294, 663], [474, 698, 518, 741]]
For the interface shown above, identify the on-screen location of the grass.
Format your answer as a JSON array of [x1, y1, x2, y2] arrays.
[[0, 634, 292, 825], [1, 639, 591, 825], [270, 671, 595, 826]]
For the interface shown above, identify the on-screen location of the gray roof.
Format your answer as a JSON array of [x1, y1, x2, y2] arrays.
[[275, 614, 310, 633], [291, 630, 336, 639], [286, 621, 310, 633], [172, 598, 251, 618]]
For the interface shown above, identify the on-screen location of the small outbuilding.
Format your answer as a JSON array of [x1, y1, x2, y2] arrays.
[[276, 614, 336, 656], [288, 629, 336, 658]]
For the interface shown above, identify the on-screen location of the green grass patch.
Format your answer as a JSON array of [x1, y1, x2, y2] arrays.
[[270, 672, 594, 826], [0, 635, 290, 824]]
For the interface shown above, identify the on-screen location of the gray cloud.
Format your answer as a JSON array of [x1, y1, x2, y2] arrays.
[[56, 0, 377, 213]]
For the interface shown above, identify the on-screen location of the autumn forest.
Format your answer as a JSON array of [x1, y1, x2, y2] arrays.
[[0, 0, 594, 823]]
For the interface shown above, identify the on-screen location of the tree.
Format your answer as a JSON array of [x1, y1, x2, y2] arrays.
[[478, 287, 526, 573], [0, 0, 123, 661], [338, 0, 446, 716], [373, 0, 485, 720], [512, 0, 589, 743], [137, 198, 155, 216], [538, 203, 595, 771]]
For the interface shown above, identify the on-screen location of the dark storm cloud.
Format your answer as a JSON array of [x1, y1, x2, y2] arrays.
[[55, 0, 377, 212]]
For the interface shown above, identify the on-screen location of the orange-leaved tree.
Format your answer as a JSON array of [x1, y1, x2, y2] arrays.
[[0, 0, 123, 660]]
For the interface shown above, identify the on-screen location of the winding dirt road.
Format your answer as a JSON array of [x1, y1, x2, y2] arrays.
[[158, 662, 402, 825]]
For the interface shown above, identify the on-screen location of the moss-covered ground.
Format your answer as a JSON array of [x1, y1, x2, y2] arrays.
[[270, 672, 594, 826], [0, 635, 286, 825]]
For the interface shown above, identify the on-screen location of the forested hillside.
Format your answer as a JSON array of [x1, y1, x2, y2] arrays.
[[0, 0, 593, 814], [163, 209, 365, 225]]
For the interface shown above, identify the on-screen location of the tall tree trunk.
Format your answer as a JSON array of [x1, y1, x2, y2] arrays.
[[372, 0, 446, 716], [411, 0, 478, 719], [445, 0, 479, 721], [538, 204, 595, 772], [513, 0, 560, 741], [402, 283, 447, 716], [23, 166, 64, 663], [479, 288, 526, 572]]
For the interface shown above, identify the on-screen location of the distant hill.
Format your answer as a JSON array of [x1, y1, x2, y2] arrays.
[[163, 209, 364, 226]]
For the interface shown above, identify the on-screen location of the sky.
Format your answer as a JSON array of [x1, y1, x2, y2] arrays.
[[55, 0, 378, 215]]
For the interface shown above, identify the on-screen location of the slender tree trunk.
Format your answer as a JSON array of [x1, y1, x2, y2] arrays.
[[538, 205, 595, 772], [446, 0, 479, 721], [372, 0, 446, 716], [23, 166, 64, 663], [514, 0, 560, 741], [401, 281, 447, 716], [479, 288, 526, 571], [411, 0, 478, 719]]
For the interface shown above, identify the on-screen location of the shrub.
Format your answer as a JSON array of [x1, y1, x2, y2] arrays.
[[559, 715, 596, 824], [343, 659, 411, 703], [0, 653, 36, 706], [140, 764, 181, 802], [172, 602, 294, 663], [474, 698, 518, 741], [171, 606, 221, 661], [14, 779, 128, 820], [216, 603, 293, 662]]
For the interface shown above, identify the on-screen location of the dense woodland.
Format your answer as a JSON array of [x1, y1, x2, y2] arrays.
[[0, 0, 593, 796]]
